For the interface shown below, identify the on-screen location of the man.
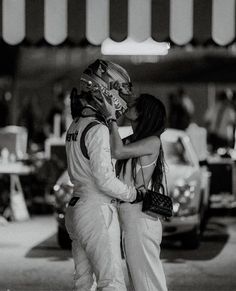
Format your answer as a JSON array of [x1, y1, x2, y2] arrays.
[[205, 90, 236, 151], [65, 59, 143, 291]]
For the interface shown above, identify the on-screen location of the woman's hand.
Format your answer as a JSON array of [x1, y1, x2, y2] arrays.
[[93, 86, 116, 119]]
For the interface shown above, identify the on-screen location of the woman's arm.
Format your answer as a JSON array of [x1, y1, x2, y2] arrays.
[[109, 121, 160, 160], [86, 124, 138, 202], [92, 89, 160, 160]]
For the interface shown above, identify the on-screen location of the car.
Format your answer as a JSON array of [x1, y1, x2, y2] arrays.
[[52, 128, 210, 249], [162, 129, 211, 248]]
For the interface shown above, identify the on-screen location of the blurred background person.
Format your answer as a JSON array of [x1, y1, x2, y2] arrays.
[[18, 95, 48, 151], [184, 98, 208, 166], [204, 89, 236, 152], [0, 90, 10, 127], [232, 91, 236, 149], [44, 91, 70, 139], [168, 88, 194, 130], [17, 97, 36, 147], [168, 88, 208, 165]]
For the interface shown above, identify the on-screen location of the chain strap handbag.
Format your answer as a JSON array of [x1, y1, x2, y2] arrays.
[[140, 158, 173, 219]]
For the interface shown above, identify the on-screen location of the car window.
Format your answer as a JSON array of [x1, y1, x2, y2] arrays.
[[162, 138, 191, 166]]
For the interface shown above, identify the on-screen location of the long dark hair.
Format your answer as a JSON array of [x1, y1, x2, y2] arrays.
[[116, 94, 167, 191]]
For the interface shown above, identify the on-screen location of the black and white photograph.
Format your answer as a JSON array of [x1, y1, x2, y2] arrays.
[[0, 1, 236, 291]]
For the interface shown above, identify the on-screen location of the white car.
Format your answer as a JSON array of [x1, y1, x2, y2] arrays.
[[162, 129, 211, 248], [52, 128, 210, 249]]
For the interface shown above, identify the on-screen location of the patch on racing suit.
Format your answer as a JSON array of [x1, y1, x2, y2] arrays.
[[69, 197, 80, 206]]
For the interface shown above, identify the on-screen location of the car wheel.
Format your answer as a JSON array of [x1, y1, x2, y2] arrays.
[[199, 191, 209, 233], [57, 226, 71, 249], [181, 226, 201, 249]]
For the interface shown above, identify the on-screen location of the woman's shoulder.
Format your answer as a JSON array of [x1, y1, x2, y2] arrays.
[[138, 136, 160, 162]]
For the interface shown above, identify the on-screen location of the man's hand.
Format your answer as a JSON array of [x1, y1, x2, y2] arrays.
[[92, 86, 116, 120], [138, 187, 147, 197], [131, 187, 147, 204]]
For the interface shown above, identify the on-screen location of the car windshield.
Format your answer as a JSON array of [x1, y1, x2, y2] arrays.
[[162, 138, 191, 166]]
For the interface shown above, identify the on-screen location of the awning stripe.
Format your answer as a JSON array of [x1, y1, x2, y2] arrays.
[[26, 0, 44, 44], [152, 0, 170, 42], [45, 0, 67, 45], [128, 0, 151, 41], [0, 0, 236, 46], [3, 0, 25, 45], [170, 0, 193, 45], [86, 0, 109, 45], [0, 1, 2, 40], [193, 0, 212, 44], [110, 0, 128, 42], [212, 0, 235, 45], [68, 0, 86, 44]]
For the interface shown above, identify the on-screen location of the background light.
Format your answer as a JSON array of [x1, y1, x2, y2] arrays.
[[101, 37, 170, 56]]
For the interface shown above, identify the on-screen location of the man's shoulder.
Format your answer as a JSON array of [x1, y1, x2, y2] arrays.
[[82, 118, 108, 139]]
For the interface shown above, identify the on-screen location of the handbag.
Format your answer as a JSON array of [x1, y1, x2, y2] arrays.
[[140, 158, 173, 219]]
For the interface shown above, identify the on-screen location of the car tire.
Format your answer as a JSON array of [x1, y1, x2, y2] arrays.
[[199, 190, 210, 233], [57, 226, 71, 249], [181, 226, 201, 249]]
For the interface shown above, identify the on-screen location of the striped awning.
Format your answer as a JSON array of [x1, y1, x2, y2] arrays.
[[0, 0, 235, 46]]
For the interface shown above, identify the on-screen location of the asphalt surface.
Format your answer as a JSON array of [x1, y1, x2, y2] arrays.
[[0, 213, 236, 291]]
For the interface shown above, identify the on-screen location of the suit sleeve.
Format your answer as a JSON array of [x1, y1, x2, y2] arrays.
[[86, 124, 137, 202]]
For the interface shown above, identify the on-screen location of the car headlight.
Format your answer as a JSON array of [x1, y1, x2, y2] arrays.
[[171, 179, 196, 216]]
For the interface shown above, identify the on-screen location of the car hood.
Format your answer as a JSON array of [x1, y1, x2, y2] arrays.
[[166, 164, 198, 189]]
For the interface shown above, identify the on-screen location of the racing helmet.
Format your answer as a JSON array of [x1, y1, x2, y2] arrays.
[[80, 59, 132, 118]]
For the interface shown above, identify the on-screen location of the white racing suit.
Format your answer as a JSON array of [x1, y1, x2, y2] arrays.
[[65, 117, 137, 291]]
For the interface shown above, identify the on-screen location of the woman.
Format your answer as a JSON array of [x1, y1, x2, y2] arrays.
[[94, 93, 168, 291]]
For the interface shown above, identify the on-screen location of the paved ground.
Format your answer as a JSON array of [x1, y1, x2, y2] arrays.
[[0, 214, 236, 291]]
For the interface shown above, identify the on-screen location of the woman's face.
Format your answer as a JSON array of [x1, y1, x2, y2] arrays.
[[125, 102, 139, 128]]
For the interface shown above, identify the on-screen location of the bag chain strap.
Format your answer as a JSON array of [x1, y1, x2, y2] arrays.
[[139, 157, 147, 191], [163, 160, 169, 197], [139, 142, 169, 196]]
